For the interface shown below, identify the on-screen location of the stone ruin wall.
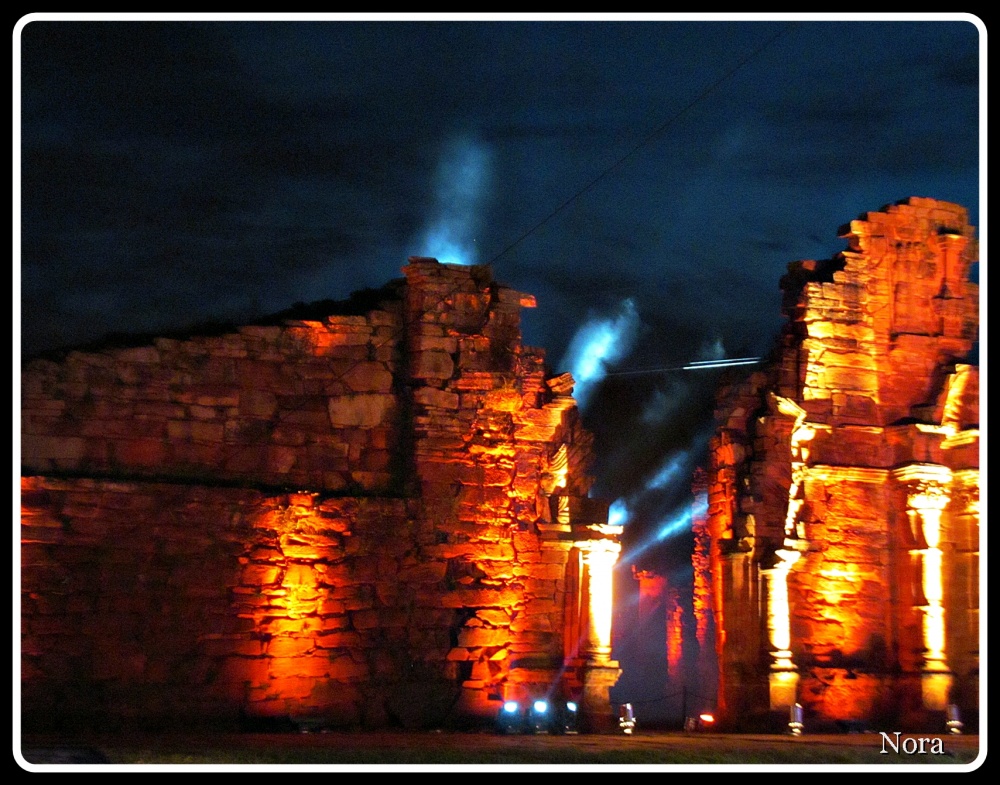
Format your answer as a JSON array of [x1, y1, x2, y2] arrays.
[[20, 258, 617, 732], [704, 198, 980, 731]]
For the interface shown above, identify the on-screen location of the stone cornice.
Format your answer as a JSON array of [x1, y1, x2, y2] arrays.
[[891, 463, 954, 486]]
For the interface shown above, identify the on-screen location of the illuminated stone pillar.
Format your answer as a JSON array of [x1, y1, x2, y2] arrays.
[[763, 547, 801, 710], [575, 528, 622, 731], [765, 395, 813, 710], [950, 469, 980, 704], [580, 539, 620, 664], [896, 466, 953, 710]]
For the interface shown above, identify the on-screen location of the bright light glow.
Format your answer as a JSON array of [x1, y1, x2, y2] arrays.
[[816, 564, 859, 610], [503, 701, 520, 714], [580, 541, 620, 662], [657, 508, 694, 542], [589, 549, 618, 655], [699, 713, 715, 723], [533, 700, 548, 714], [924, 548, 945, 667], [618, 439, 711, 561], [415, 135, 492, 266], [560, 299, 640, 409], [770, 576, 792, 655], [566, 702, 578, 713], [765, 550, 800, 673], [624, 502, 703, 563], [777, 396, 815, 540], [607, 498, 629, 527], [908, 482, 951, 686], [922, 533, 947, 669], [646, 452, 685, 490]]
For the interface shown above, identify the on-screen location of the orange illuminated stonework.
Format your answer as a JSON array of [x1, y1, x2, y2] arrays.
[[21, 258, 620, 732], [704, 198, 979, 731]]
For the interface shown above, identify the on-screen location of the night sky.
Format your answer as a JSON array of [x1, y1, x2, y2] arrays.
[[17, 15, 982, 613]]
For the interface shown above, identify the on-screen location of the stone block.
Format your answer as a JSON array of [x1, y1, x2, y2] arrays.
[[343, 362, 394, 394], [397, 561, 448, 583], [114, 438, 167, 467], [457, 627, 511, 648], [413, 387, 460, 409], [327, 394, 395, 427], [411, 350, 455, 380], [241, 564, 282, 586]]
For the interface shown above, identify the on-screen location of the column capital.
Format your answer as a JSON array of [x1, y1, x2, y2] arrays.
[[892, 463, 952, 491]]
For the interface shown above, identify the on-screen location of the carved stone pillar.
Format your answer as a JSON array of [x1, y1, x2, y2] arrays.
[[574, 528, 622, 731], [950, 470, 980, 701], [579, 539, 619, 664], [763, 547, 801, 710], [765, 395, 813, 710], [895, 465, 953, 710]]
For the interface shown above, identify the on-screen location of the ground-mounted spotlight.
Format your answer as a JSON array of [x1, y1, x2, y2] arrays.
[[618, 703, 636, 735], [528, 699, 552, 734], [788, 703, 804, 736], [560, 701, 580, 733], [549, 701, 580, 736], [684, 711, 716, 732], [496, 700, 524, 734], [946, 704, 963, 735]]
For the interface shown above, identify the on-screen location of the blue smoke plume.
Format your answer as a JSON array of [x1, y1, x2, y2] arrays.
[[415, 135, 493, 266], [608, 497, 629, 527], [560, 299, 640, 410], [644, 451, 687, 491]]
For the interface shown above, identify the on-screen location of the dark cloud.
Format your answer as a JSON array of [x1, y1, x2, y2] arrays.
[[936, 50, 979, 88]]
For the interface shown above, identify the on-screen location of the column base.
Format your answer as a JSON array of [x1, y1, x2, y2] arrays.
[[769, 669, 799, 711], [921, 670, 953, 711], [579, 661, 622, 733]]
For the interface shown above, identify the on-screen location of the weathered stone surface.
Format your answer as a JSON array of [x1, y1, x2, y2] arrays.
[[342, 362, 394, 393], [413, 387, 460, 410], [21, 258, 616, 733], [327, 394, 395, 428], [411, 350, 455, 380], [705, 199, 979, 731]]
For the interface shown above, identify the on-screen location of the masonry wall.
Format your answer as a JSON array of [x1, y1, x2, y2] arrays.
[[704, 198, 980, 731], [22, 295, 405, 494], [20, 259, 614, 732]]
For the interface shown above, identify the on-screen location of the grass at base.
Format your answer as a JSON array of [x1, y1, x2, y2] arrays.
[[96, 744, 979, 766], [22, 731, 980, 767]]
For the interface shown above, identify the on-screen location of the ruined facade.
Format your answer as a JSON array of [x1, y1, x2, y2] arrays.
[[702, 198, 979, 731], [20, 257, 621, 732]]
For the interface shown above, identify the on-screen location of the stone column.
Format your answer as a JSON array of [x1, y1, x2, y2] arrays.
[[575, 530, 622, 732], [580, 540, 619, 664], [911, 484, 951, 710], [896, 466, 953, 710], [763, 547, 801, 710], [950, 470, 979, 696], [765, 395, 813, 710]]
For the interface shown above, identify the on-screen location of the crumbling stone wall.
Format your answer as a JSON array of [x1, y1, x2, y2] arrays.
[[22, 297, 405, 494], [21, 258, 614, 732], [704, 198, 979, 731]]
